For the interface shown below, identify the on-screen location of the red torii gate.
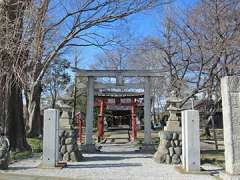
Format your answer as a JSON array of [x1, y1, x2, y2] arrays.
[[94, 94, 142, 142], [97, 99, 105, 142], [131, 98, 137, 141]]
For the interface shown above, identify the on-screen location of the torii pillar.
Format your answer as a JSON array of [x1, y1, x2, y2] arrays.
[[98, 99, 105, 142], [84, 76, 96, 152], [142, 76, 153, 151], [131, 98, 137, 142]]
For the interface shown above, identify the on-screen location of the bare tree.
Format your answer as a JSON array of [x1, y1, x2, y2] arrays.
[[126, 1, 240, 144], [0, 0, 31, 150], [11, 0, 167, 137]]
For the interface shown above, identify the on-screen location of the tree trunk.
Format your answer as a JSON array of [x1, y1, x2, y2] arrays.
[[24, 90, 29, 128], [7, 83, 31, 151], [210, 115, 218, 152], [0, 0, 31, 151], [203, 126, 211, 139], [0, 76, 7, 134], [27, 83, 42, 137]]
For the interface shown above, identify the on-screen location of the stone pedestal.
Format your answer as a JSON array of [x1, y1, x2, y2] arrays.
[[181, 110, 200, 172], [164, 120, 181, 132], [59, 129, 83, 162], [59, 107, 72, 130], [153, 131, 182, 164], [42, 109, 59, 167], [221, 76, 240, 176]]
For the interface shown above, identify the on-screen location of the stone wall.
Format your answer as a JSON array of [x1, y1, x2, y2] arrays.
[[59, 129, 83, 162], [153, 131, 182, 164]]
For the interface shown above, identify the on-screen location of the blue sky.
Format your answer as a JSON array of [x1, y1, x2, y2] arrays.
[[75, 0, 197, 69]]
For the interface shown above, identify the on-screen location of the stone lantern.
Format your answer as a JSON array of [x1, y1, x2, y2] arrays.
[[59, 95, 73, 130], [153, 90, 183, 165], [58, 95, 83, 162], [164, 90, 182, 132]]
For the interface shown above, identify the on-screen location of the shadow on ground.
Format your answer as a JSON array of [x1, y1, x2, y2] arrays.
[[67, 162, 142, 169], [83, 154, 151, 162], [5, 166, 35, 171]]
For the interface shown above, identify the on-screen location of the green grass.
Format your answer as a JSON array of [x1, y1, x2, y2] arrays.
[[10, 138, 43, 161], [27, 138, 43, 153], [11, 151, 32, 161]]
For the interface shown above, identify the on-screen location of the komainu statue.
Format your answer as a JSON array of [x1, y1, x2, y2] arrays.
[[0, 125, 10, 169]]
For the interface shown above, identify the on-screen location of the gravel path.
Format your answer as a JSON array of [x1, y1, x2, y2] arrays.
[[0, 144, 218, 180]]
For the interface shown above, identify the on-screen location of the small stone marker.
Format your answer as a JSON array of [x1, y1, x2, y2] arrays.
[[181, 110, 200, 172], [42, 109, 59, 167], [221, 76, 240, 175]]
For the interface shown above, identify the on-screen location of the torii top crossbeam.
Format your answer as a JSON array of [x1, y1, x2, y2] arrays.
[[76, 69, 163, 77], [78, 69, 161, 147]]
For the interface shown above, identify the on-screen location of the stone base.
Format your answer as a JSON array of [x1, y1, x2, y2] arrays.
[[59, 130, 83, 162], [164, 121, 181, 132], [154, 131, 182, 165], [139, 144, 155, 153], [220, 172, 240, 180], [80, 144, 98, 153]]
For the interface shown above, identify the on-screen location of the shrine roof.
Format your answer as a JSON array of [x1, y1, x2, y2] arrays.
[[95, 91, 144, 98]]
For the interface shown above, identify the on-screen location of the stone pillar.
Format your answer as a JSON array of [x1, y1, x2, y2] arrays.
[[144, 77, 151, 145], [181, 111, 186, 169], [181, 110, 200, 172], [85, 76, 94, 145], [131, 98, 137, 142], [221, 76, 240, 175], [42, 109, 59, 167], [83, 76, 96, 152]]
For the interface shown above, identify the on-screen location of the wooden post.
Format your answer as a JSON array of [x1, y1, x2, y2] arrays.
[[131, 98, 137, 142]]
